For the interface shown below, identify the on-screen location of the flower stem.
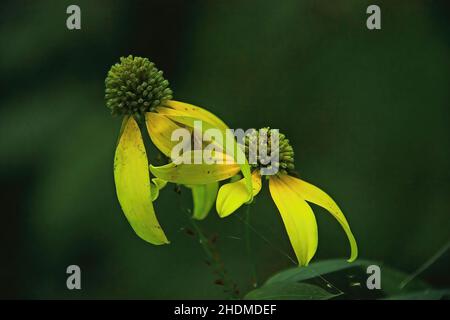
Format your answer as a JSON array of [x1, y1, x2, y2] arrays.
[[245, 203, 258, 288], [400, 239, 450, 289], [177, 191, 240, 299]]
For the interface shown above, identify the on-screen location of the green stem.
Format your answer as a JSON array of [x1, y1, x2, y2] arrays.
[[177, 192, 239, 299], [245, 204, 258, 288], [187, 213, 214, 260], [400, 239, 450, 289]]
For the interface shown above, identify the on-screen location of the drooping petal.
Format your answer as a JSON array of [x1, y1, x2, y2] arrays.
[[269, 175, 318, 266], [281, 175, 358, 262], [216, 170, 262, 218], [164, 100, 229, 131], [114, 116, 169, 245], [149, 182, 160, 202], [145, 112, 185, 157], [155, 107, 225, 138], [187, 182, 219, 220], [150, 178, 168, 202], [155, 105, 254, 199], [152, 178, 168, 190], [150, 150, 240, 185], [155, 107, 228, 154]]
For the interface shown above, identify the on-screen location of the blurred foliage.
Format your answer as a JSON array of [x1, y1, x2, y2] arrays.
[[0, 0, 449, 298], [244, 259, 444, 300]]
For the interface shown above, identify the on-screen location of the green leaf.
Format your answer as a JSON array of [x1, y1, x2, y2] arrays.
[[249, 259, 432, 300], [384, 289, 450, 300], [244, 283, 339, 300], [266, 259, 372, 285], [375, 265, 430, 296]]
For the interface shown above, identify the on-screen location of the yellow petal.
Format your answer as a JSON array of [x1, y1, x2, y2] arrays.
[[269, 175, 318, 266], [150, 178, 168, 202], [164, 100, 229, 131], [152, 178, 167, 190], [281, 175, 358, 262], [149, 150, 240, 185], [154, 108, 231, 160], [187, 182, 219, 220], [114, 116, 169, 245], [155, 105, 253, 199], [216, 170, 262, 218], [145, 112, 185, 157]]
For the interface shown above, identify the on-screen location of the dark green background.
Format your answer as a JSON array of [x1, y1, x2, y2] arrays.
[[0, 0, 448, 298]]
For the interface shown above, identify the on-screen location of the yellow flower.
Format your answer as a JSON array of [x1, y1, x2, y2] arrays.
[[106, 55, 252, 243], [215, 129, 358, 266], [147, 100, 254, 219]]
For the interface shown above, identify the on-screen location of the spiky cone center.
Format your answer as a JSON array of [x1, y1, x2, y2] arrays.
[[105, 55, 173, 116], [244, 127, 295, 175]]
